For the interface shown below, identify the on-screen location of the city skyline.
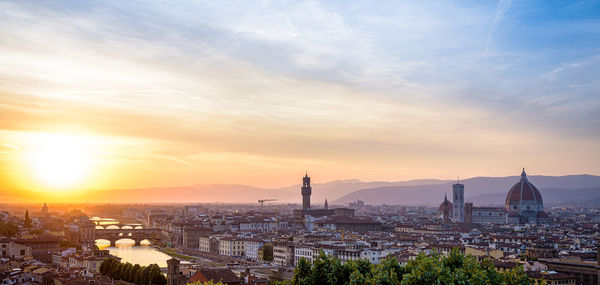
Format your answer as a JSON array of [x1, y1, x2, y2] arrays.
[[0, 0, 599, 199]]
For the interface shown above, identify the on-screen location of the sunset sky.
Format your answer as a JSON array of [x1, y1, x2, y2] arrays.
[[0, 0, 599, 196]]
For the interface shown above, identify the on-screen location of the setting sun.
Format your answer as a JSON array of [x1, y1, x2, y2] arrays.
[[26, 133, 95, 189]]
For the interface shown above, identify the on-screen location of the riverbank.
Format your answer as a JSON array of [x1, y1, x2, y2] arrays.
[[157, 247, 195, 261]]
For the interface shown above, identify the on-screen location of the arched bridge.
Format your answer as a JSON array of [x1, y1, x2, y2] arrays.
[[93, 221, 144, 230], [94, 228, 161, 247]]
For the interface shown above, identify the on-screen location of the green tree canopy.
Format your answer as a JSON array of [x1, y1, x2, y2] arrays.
[[284, 248, 531, 285]]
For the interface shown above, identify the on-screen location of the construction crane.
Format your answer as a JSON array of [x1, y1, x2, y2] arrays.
[[258, 199, 277, 216]]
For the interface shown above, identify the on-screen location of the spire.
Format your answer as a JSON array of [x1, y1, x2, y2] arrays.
[[324, 199, 328, 210], [305, 170, 308, 177], [521, 168, 527, 182], [444, 193, 448, 202]]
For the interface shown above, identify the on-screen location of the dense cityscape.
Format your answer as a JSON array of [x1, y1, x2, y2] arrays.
[[1, 170, 600, 284]]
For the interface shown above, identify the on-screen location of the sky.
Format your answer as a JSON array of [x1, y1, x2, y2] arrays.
[[0, 0, 599, 196]]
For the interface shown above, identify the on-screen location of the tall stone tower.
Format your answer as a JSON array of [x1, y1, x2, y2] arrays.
[[302, 172, 312, 210], [452, 182, 465, 223], [167, 258, 180, 285]]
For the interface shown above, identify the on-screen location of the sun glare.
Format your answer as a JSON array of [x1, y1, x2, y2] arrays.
[[26, 133, 95, 189]]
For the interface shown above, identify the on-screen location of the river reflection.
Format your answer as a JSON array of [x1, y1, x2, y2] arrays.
[[96, 240, 173, 267]]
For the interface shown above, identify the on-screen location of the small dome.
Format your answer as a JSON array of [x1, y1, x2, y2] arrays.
[[439, 194, 453, 212], [505, 169, 543, 206]]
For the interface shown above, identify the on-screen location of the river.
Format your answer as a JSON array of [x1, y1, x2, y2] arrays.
[[91, 217, 173, 267]]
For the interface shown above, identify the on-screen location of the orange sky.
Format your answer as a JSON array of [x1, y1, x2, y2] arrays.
[[0, 1, 599, 200]]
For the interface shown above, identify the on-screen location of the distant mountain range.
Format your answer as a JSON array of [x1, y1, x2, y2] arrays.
[[332, 175, 600, 206], [3, 175, 599, 206], [65, 178, 451, 204]]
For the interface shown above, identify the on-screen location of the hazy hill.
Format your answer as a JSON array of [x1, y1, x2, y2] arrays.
[[468, 187, 600, 206], [333, 175, 600, 206], [4, 175, 599, 205], [70, 178, 451, 204]]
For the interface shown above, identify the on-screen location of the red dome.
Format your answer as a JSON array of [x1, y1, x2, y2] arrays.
[[505, 169, 543, 205], [439, 198, 453, 212]]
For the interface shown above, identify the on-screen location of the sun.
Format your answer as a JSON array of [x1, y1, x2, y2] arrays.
[[26, 133, 95, 189]]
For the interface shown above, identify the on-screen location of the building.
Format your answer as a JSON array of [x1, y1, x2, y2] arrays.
[[182, 227, 211, 249], [189, 268, 240, 285], [446, 169, 549, 225], [167, 258, 180, 285], [452, 182, 464, 223], [294, 245, 335, 266], [273, 242, 295, 267], [302, 172, 311, 210], [438, 194, 453, 223], [14, 236, 60, 262], [314, 217, 383, 233], [470, 207, 507, 224], [527, 246, 559, 259], [0, 240, 32, 260], [527, 271, 576, 285], [539, 257, 599, 285], [78, 218, 96, 244], [505, 169, 549, 224], [244, 239, 264, 261], [293, 173, 355, 226]]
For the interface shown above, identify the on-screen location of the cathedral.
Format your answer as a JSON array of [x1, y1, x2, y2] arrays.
[[439, 169, 549, 225]]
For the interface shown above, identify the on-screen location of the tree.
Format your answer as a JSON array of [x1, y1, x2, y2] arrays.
[[309, 252, 336, 284], [148, 263, 166, 285], [0, 221, 18, 237], [100, 258, 117, 276], [111, 262, 124, 280], [292, 258, 311, 285], [141, 265, 151, 285], [122, 262, 133, 282], [284, 248, 531, 285], [24, 210, 31, 228], [131, 264, 141, 283], [262, 243, 274, 262], [135, 266, 146, 285]]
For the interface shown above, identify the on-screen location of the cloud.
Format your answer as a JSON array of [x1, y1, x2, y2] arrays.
[[0, 0, 599, 187], [486, 0, 513, 51]]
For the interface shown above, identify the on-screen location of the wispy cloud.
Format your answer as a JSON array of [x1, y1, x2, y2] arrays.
[[486, 0, 513, 52]]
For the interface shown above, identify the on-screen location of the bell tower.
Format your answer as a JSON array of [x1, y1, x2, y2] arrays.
[[452, 182, 465, 223], [167, 258, 180, 285], [302, 171, 312, 210]]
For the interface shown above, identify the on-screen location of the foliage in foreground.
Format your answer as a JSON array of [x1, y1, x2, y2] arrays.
[[276, 248, 531, 285], [100, 258, 166, 285]]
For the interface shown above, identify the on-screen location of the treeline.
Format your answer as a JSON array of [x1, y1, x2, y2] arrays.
[[99, 258, 166, 285], [277, 249, 532, 285]]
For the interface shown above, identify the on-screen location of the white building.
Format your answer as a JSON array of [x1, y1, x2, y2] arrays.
[[244, 239, 264, 261], [294, 245, 335, 266]]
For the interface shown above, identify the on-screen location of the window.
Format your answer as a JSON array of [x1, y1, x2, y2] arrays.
[[20, 249, 25, 255]]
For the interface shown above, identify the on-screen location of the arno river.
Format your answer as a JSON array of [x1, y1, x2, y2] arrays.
[[91, 217, 172, 267]]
